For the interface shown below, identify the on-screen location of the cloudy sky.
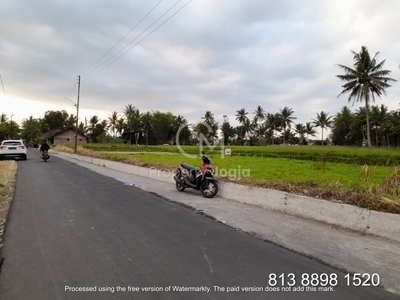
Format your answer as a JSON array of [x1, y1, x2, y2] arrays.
[[1, 0, 400, 132]]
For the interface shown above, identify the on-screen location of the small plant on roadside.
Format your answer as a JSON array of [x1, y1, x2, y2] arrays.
[[379, 166, 400, 196], [358, 165, 371, 184]]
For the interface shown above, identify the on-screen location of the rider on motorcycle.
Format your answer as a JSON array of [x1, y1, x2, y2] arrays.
[[40, 141, 50, 158]]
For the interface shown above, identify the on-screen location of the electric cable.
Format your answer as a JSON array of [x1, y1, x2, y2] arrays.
[[80, 0, 164, 76], [0, 74, 10, 112], [83, 0, 192, 80]]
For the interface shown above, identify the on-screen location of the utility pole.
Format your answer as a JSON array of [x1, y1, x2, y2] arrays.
[[74, 75, 81, 153]]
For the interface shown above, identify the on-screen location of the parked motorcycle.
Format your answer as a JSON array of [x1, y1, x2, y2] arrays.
[[41, 150, 50, 162], [174, 154, 218, 198]]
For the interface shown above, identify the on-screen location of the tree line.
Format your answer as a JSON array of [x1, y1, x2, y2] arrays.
[[1, 102, 399, 148], [0, 45, 397, 148]]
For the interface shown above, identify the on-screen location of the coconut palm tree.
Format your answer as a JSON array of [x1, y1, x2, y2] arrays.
[[370, 104, 390, 147], [278, 106, 296, 144], [116, 118, 125, 137], [294, 123, 307, 145], [124, 105, 141, 144], [141, 111, 153, 145], [313, 111, 333, 146], [202, 111, 215, 125], [305, 122, 318, 144], [253, 105, 265, 142], [235, 108, 249, 141], [86, 115, 99, 141], [264, 113, 281, 144], [108, 111, 119, 138], [336, 45, 397, 148]]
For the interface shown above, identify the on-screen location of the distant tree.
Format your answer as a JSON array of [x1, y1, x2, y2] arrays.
[[172, 114, 191, 145], [278, 106, 296, 144], [263, 113, 281, 145], [43, 110, 69, 131], [0, 113, 8, 124], [151, 111, 175, 145], [195, 111, 218, 143], [220, 119, 235, 145], [331, 107, 354, 146], [141, 111, 153, 145], [21, 117, 42, 146], [337, 45, 397, 148], [294, 123, 306, 145], [124, 105, 141, 144], [235, 108, 249, 142], [370, 104, 390, 147], [116, 118, 125, 137], [313, 111, 333, 146], [65, 114, 77, 129], [253, 105, 266, 141], [108, 111, 119, 138], [305, 122, 318, 144]]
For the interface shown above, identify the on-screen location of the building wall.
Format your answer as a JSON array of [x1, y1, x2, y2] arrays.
[[54, 130, 86, 145]]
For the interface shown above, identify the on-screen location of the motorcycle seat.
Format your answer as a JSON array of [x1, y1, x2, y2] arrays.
[[180, 162, 197, 170]]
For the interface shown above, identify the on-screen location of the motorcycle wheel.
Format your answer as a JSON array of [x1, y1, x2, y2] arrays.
[[176, 180, 186, 192], [201, 180, 218, 198]]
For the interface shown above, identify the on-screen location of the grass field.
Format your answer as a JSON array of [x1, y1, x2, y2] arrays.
[[56, 144, 400, 214], [0, 161, 17, 248]]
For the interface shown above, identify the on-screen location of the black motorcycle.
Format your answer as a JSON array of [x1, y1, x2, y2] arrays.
[[41, 150, 49, 162], [174, 155, 218, 198]]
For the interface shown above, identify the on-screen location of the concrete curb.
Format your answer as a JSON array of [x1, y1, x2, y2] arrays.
[[53, 151, 400, 242]]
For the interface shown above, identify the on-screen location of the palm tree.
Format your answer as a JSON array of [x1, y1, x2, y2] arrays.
[[278, 106, 296, 144], [116, 118, 125, 137], [108, 111, 119, 138], [253, 105, 265, 141], [124, 105, 141, 144], [65, 114, 77, 129], [87, 115, 100, 141], [264, 113, 280, 144], [313, 111, 333, 146], [172, 114, 190, 145], [370, 104, 389, 147], [235, 108, 249, 125], [235, 108, 249, 140], [305, 122, 318, 144], [202, 111, 215, 125], [141, 111, 153, 145], [331, 106, 354, 145], [294, 123, 306, 145], [336, 45, 397, 148]]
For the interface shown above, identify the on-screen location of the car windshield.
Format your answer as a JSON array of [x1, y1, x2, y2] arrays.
[[3, 141, 22, 146]]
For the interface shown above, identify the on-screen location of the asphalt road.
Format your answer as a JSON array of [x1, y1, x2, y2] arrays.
[[0, 150, 398, 300]]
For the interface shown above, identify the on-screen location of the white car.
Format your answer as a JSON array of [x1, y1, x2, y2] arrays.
[[0, 140, 27, 160]]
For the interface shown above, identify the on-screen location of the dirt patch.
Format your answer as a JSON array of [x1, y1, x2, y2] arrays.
[[0, 161, 17, 248]]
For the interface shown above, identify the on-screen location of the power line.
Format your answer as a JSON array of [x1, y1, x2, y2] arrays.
[[83, 0, 182, 79], [54, 78, 79, 109], [80, 0, 164, 77], [0, 74, 10, 112], [83, 0, 192, 80]]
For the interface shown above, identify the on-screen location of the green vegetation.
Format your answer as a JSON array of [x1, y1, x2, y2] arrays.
[[79, 144, 400, 166]]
